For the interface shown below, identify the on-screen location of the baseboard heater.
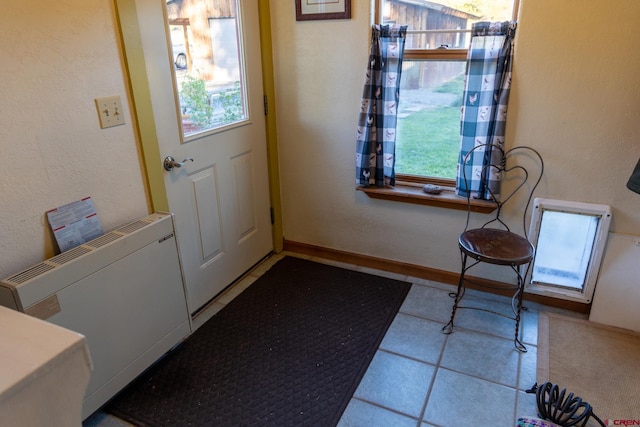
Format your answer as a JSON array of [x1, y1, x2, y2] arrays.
[[0, 212, 191, 420]]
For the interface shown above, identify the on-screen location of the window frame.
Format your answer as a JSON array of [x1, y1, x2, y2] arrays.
[[373, 0, 520, 189]]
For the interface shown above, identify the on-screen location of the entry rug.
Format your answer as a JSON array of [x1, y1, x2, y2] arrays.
[[107, 256, 411, 426]]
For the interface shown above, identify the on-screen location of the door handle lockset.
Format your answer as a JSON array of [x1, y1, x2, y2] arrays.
[[163, 156, 194, 171]]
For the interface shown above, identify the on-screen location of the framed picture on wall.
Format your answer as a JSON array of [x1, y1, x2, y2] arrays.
[[295, 0, 351, 21]]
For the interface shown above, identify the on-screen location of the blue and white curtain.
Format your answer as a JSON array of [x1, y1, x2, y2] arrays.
[[356, 25, 408, 187], [456, 21, 517, 199]]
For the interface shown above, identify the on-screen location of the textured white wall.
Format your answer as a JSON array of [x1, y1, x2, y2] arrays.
[[512, 0, 640, 231], [270, 0, 467, 273], [2, 0, 639, 284], [269, 0, 640, 277], [0, 0, 149, 278]]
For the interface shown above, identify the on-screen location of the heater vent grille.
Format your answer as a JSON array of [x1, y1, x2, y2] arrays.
[[85, 232, 123, 249], [7, 263, 56, 285], [118, 220, 151, 235], [1, 214, 169, 288], [50, 246, 92, 265]]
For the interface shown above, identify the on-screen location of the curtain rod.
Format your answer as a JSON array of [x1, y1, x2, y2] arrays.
[[405, 29, 471, 34]]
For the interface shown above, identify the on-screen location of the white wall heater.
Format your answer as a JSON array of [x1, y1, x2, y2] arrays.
[[0, 212, 191, 420]]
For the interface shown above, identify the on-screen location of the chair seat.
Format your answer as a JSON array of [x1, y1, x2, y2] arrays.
[[459, 228, 534, 266]]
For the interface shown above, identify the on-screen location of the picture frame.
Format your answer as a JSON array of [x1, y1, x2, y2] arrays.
[[295, 0, 351, 21]]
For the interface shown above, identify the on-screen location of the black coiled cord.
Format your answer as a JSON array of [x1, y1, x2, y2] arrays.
[[527, 382, 606, 427]]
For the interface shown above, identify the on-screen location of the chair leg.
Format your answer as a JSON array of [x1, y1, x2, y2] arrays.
[[442, 252, 467, 335], [513, 268, 527, 353]]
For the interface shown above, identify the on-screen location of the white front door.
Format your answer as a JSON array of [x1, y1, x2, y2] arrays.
[[126, 0, 272, 316]]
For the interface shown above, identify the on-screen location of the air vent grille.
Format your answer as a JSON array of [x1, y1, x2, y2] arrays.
[[50, 246, 92, 265], [6, 263, 55, 285], [117, 220, 151, 235], [85, 232, 123, 249], [1, 214, 166, 288]]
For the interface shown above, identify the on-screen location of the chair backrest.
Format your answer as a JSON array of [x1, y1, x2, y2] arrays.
[[461, 143, 544, 238]]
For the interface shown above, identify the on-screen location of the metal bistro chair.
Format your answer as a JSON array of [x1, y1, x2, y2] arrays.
[[442, 143, 544, 352]]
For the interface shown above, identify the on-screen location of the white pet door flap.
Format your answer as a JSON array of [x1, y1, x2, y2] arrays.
[[525, 198, 612, 303]]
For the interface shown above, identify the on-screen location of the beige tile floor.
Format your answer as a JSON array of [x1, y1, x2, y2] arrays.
[[84, 252, 583, 427]]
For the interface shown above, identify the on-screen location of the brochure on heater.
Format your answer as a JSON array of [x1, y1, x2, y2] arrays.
[[46, 196, 103, 252]]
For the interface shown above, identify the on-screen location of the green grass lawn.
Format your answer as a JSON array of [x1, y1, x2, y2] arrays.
[[395, 106, 461, 179]]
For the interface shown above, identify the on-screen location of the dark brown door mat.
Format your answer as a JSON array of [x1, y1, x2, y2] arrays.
[[106, 256, 411, 426]]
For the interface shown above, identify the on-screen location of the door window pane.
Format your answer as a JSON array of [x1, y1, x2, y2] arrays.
[[167, 0, 246, 138]]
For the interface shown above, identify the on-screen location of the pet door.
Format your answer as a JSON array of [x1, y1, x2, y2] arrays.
[[525, 198, 612, 303]]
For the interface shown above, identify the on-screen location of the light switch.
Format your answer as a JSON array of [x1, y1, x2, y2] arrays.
[[95, 96, 125, 129]]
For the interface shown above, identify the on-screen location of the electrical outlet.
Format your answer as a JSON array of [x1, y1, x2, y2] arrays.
[[95, 96, 125, 129]]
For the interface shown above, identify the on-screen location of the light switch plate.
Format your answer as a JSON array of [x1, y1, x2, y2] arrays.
[[95, 96, 125, 129]]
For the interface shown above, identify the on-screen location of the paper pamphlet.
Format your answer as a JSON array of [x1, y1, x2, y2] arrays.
[[47, 197, 104, 252]]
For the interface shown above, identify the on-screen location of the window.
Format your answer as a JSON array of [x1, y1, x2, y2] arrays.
[[166, 0, 247, 139], [525, 198, 612, 304], [377, 0, 519, 185]]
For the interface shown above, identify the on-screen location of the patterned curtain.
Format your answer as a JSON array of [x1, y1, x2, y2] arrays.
[[456, 21, 517, 199], [356, 25, 408, 187]]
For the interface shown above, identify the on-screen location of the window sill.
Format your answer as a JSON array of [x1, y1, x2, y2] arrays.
[[357, 184, 496, 213]]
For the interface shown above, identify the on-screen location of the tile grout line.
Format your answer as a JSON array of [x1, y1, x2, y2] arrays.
[[417, 328, 451, 426]]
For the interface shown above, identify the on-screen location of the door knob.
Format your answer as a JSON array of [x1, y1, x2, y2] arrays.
[[163, 156, 193, 171]]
